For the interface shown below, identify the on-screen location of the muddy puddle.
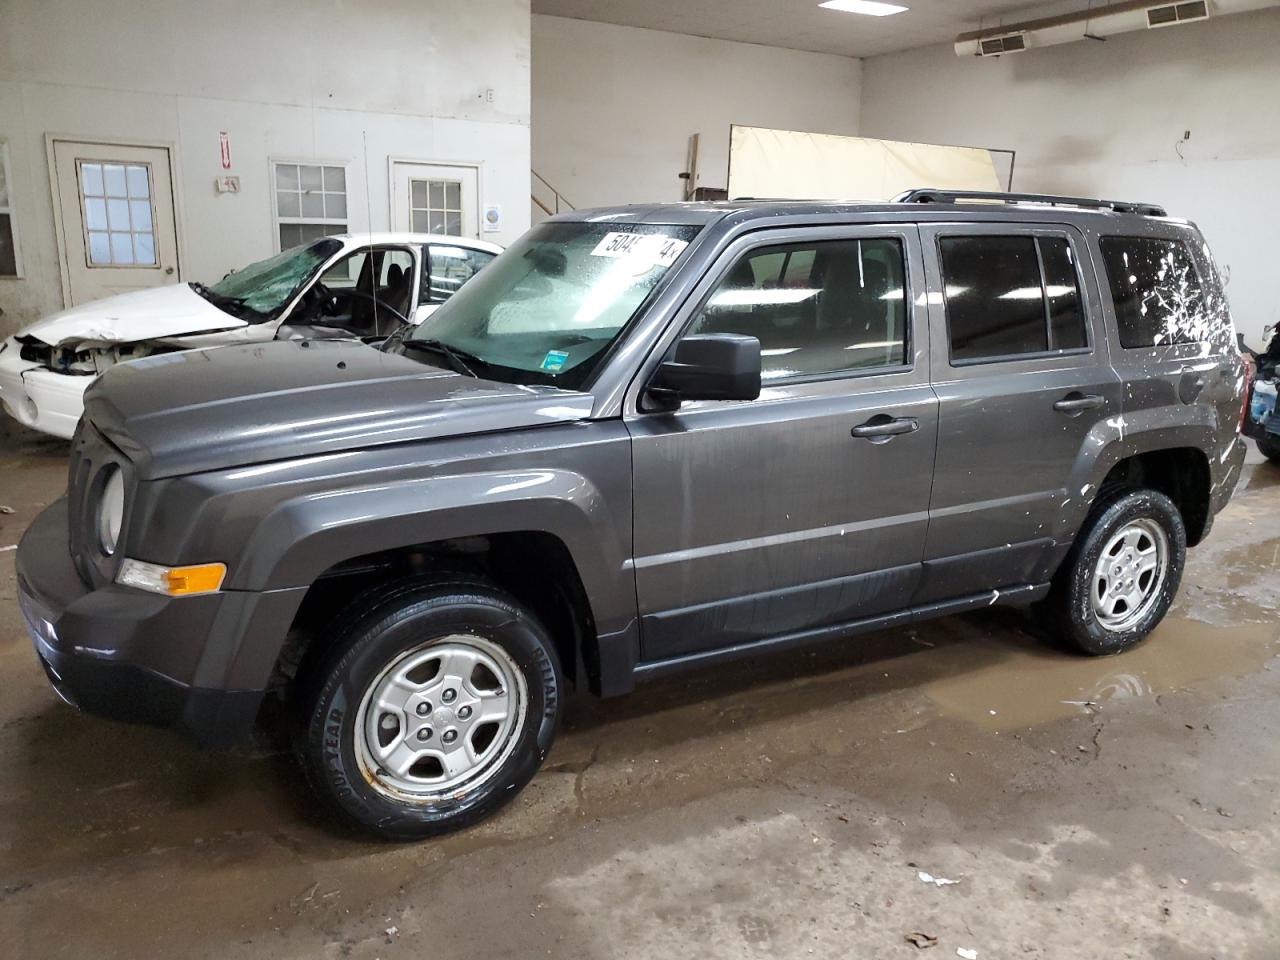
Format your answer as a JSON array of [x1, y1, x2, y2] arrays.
[[924, 617, 1280, 731]]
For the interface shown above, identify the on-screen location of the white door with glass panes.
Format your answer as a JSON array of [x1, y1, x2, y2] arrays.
[[51, 140, 180, 305], [391, 162, 479, 239]]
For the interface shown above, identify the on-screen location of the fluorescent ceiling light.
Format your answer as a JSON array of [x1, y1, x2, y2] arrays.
[[819, 0, 909, 16]]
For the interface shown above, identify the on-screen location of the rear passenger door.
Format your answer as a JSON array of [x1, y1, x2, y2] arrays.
[[917, 223, 1121, 603], [627, 225, 938, 663]]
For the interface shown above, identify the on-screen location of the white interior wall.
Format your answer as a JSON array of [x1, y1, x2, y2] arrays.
[[531, 15, 862, 212], [0, 0, 531, 336], [859, 6, 1280, 343]]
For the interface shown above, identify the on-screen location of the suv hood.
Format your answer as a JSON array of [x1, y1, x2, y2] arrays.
[[83, 339, 594, 479], [19, 283, 245, 348]]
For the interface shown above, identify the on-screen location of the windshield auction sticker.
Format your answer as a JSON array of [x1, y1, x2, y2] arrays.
[[591, 232, 689, 269]]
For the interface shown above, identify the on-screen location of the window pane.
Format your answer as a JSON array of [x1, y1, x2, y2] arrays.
[[130, 199, 152, 231], [276, 190, 300, 218], [445, 212, 462, 236], [411, 180, 428, 208], [941, 236, 1047, 362], [279, 223, 302, 249], [80, 163, 104, 197], [125, 165, 150, 199], [299, 165, 323, 191], [324, 193, 346, 219], [1100, 236, 1205, 348], [106, 198, 130, 230], [84, 197, 108, 230], [275, 164, 298, 190], [323, 166, 346, 192], [88, 231, 111, 264], [110, 231, 134, 263], [411, 210, 429, 233], [445, 181, 461, 210], [429, 213, 445, 234], [300, 223, 330, 243], [688, 237, 908, 381], [0, 214, 16, 275], [429, 181, 445, 207], [102, 164, 127, 197], [300, 191, 325, 218], [133, 232, 156, 265], [423, 244, 495, 302], [1040, 238, 1086, 350]]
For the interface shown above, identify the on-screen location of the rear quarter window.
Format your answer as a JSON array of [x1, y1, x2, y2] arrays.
[[1099, 236, 1205, 348]]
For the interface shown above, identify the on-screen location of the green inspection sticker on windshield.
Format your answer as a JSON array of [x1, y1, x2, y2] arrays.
[[540, 350, 570, 372]]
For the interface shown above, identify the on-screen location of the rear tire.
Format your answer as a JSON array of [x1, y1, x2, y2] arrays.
[[1258, 433, 1280, 464], [1040, 489, 1186, 656], [296, 578, 563, 840]]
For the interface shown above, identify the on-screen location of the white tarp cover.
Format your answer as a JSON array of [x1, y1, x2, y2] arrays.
[[727, 125, 1003, 201]]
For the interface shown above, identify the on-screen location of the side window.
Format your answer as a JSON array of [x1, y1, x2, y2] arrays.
[[686, 238, 908, 382], [422, 244, 496, 303], [1099, 236, 1205, 348], [314, 246, 415, 332], [940, 235, 1088, 363]]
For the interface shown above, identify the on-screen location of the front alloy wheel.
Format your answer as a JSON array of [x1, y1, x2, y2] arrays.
[[355, 635, 527, 802]]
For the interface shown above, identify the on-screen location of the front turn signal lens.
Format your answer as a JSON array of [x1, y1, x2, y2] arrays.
[[117, 559, 227, 597]]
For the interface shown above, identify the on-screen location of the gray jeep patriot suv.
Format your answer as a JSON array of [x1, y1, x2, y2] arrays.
[[17, 190, 1248, 839]]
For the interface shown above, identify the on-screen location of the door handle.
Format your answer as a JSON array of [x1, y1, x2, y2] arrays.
[[851, 415, 919, 441], [1053, 393, 1105, 414], [164, 266, 175, 276]]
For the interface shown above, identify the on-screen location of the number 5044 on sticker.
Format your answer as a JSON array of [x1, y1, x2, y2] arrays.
[[591, 232, 689, 269]]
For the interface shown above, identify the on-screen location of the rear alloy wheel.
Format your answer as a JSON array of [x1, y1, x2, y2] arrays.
[[298, 579, 563, 840], [1089, 518, 1169, 634], [1043, 489, 1186, 656]]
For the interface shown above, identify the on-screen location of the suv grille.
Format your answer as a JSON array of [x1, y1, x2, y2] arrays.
[[67, 420, 134, 587]]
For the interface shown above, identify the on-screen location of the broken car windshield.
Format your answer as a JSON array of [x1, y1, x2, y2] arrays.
[[199, 239, 343, 322], [396, 221, 700, 387]]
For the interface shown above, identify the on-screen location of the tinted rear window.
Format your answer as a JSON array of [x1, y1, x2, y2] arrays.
[[940, 235, 1088, 363], [1099, 236, 1205, 348]]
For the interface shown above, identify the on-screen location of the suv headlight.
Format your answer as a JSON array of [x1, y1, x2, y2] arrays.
[[98, 466, 125, 556]]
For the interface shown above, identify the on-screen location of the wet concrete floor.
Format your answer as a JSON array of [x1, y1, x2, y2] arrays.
[[1, 422, 1278, 959]]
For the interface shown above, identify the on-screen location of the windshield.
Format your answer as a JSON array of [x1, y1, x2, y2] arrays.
[[202, 239, 343, 321], [399, 221, 700, 387]]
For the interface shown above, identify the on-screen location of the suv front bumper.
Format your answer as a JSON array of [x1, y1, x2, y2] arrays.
[[16, 498, 281, 747]]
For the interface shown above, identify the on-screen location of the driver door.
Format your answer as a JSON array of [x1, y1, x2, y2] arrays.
[[626, 224, 938, 664]]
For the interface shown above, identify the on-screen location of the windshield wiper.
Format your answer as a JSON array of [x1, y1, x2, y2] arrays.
[[402, 338, 482, 378]]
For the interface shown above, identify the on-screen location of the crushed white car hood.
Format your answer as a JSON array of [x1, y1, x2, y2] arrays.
[[20, 283, 248, 347]]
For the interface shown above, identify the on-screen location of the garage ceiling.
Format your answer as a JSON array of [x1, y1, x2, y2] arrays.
[[532, 0, 1066, 58]]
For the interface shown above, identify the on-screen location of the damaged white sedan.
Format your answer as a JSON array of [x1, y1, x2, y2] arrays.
[[0, 232, 501, 439]]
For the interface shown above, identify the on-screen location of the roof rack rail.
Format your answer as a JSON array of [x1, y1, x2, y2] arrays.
[[893, 188, 1167, 218]]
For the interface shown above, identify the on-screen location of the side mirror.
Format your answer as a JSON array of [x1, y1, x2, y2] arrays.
[[649, 334, 761, 406]]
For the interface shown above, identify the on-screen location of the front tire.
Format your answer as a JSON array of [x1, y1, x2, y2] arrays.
[[1041, 489, 1186, 656], [297, 578, 563, 840]]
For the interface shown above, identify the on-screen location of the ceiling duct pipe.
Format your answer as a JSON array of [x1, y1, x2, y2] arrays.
[[955, 0, 1280, 57]]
